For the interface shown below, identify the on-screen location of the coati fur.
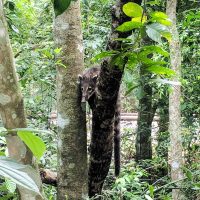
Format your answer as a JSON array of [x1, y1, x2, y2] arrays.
[[79, 67, 121, 176]]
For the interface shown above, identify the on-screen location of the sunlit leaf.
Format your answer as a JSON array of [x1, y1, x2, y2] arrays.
[[156, 18, 172, 26], [148, 185, 154, 198], [151, 11, 168, 19], [161, 32, 172, 41], [123, 2, 143, 18], [146, 65, 175, 76], [17, 131, 46, 160], [116, 21, 142, 32], [132, 16, 147, 24]]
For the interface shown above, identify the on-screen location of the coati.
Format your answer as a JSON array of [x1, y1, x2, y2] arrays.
[[79, 67, 121, 176]]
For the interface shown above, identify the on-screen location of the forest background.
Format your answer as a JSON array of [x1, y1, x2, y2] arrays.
[[0, 0, 199, 199]]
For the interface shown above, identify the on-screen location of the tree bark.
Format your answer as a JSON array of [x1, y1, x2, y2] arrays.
[[157, 97, 169, 159], [53, 1, 88, 199], [135, 70, 155, 161], [88, 0, 142, 197], [0, 1, 43, 199], [166, 0, 185, 199]]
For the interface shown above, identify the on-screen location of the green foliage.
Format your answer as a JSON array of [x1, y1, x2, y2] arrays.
[[0, 157, 41, 196], [179, 9, 200, 124], [2, 0, 199, 199], [5, 178, 16, 194], [91, 50, 119, 62], [116, 21, 143, 32], [150, 11, 172, 26], [123, 2, 143, 18], [146, 23, 171, 43], [53, 0, 76, 17], [92, 2, 172, 86], [17, 130, 46, 160], [81, 0, 112, 66], [116, 2, 171, 44], [146, 65, 175, 76]]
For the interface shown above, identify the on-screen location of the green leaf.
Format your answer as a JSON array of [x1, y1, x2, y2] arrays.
[[146, 23, 170, 43], [116, 21, 142, 32], [146, 65, 175, 76], [126, 53, 138, 69], [5, 178, 16, 193], [125, 85, 139, 96], [183, 167, 193, 181], [148, 185, 154, 198], [140, 45, 169, 57], [123, 2, 143, 18], [91, 51, 119, 62], [54, 47, 62, 54], [17, 131, 46, 160], [111, 53, 126, 68], [138, 46, 169, 65], [53, 0, 73, 17], [132, 16, 147, 23], [151, 11, 168, 19], [0, 157, 41, 195], [156, 18, 172, 26], [161, 32, 172, 41]]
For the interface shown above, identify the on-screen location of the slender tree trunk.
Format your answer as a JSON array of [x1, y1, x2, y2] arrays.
[[0, 1, 43, 200], [166, 0, 185, 199], [135, 70, 154, 161], [157, 97, 169, 159], [88, 0, 142, 197], [53, 1, 88, 199]]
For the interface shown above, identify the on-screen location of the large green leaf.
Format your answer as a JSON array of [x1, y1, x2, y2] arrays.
[[146, 65, 175, 76], [139, 45, 169, 57], [123, 2, 143, 18], [53, 0, 74, 17], [92, 51, 119, 62], [151, 12, 172, 26], [138, 45, 169, 65], [146, 23, 170, 43], [0, 157, 40, 195], [116, 21, 142, 32], [17, 131, 46, 160], [151, 11, 168, 19]]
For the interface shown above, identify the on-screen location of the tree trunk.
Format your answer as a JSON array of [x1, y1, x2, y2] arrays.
[[0, 1, 43, 199], [157, 97, 169, 159], [166, 0, 185, 199], [135, 69, 154, 161], [88, 0, 142, 197], [53, 1, 88, 199]]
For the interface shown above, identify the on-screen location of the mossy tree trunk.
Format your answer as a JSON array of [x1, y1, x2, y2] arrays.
[[0, 1, 43, 199], [135, 70, 155, 161], [88, 0, 142, 197], [166, 0, 185, 199], [53, 1, 88, 199]]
